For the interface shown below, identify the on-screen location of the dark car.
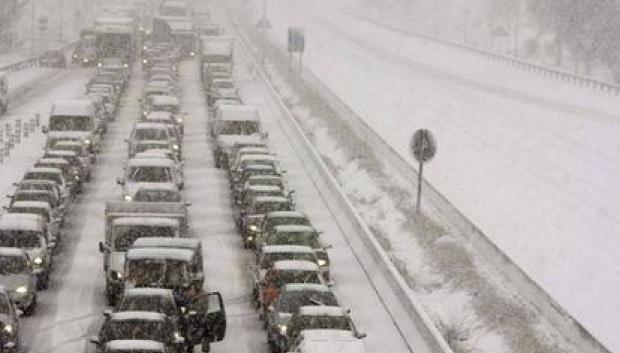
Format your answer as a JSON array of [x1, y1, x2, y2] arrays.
[[0, 287, 22, 353], [39, 49, 67, 68]]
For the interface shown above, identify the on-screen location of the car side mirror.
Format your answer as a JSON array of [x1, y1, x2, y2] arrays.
[[261, 132, 268, 139], [5, 195, 12, 199], [47, 242, 56, 249], [323, 244, 333, 250], [15, 309, 23, 318], [88, 335, 101, 345], [42, 126, 48, 134], [103, 309, 112, 317], [185, 202, 192, 207], [98, 241, 108, 253], [355, 332, 367, 339], [116, 177, 124, 185]]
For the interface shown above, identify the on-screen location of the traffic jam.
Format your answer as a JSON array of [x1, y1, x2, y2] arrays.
[[0, 1, 372, 353]]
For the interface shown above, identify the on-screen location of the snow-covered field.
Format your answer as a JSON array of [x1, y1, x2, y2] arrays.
[[249, 0, 620, 351]]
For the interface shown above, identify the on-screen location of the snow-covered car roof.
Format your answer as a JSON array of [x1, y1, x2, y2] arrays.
[[298, 331, 365, 353], [242, 164, 276, 172], [252, 196, 290, 204], [273, 225, 316, 233], [132, 237, 200, 250], [45, 149, 78, 157], [134, 183, 178, 192], [134, 151, 174, 160], [123, 287, 173, 298], [50, 99, 94, 116], [299, 329, 356, 342], [265, 211, 307, 219], [283, 283, 331, 293], [126, 248, 194, 262], [134, 122, 169, 130], [11, 201, 52, 210], [127, 158, 174, 168], [262, 245, 315, 254], [237, 147, 270, 155], [146, 111, 174, 121], [135, 140, 172, 147], [298, 306, 346, 317], [109, 311, 167, 322], [105, 340, 165, 352], [18, 179, 56, 186], [239, 154, 278, 163], [272, 260, 319, 272], [217, 105, 259, 121], [27, 167, 63, 175], [53, 140, 82, 146], [112, 217, 179, 227], [0, 214, 44, 231], [245, 185, 283, 193], [37, 158, 69, 165], [247, 175, 283, 182], [0, 248, 28, 257], [150, 95, 180, 106]]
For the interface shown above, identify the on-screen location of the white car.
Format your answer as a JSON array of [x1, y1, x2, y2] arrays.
[[118, 157, 183, 201]]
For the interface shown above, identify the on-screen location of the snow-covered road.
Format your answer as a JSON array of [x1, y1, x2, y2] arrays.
[[255, 0, 620, 351]]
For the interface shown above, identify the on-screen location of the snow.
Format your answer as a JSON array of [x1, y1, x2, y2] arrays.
[[299, 329, 355, 341], [263, 211, 307, 218], [262, 245, 315, 254], [0, 248, 28, 257], [272, 260, 319, 271], [127, 158, 174, 168], [112, 217, 179, 228], [255, 1, 620, 351], [298, 305, 345, 317], [105, 339, 165, 351], [273, 225, 316, 233], [109, 311, 166, 322], [132, 237, 200, 249], [125, 247, 194, 262], [252, 196, 289, 203], [216, 105, 260, 121], [0, 214, 43, 231], [149, 95, 180, 106], [50, 99, 93, 116], [283, 283, 331, 292], [244, 185, 282, 193], [122, 288, 173, 298], [10, 200, 51, 210]]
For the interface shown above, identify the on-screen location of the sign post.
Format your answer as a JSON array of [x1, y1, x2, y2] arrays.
[[409, 129, 437, 214], [287, 27, 305, 77]]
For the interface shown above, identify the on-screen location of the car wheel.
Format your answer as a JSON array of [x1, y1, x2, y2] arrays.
[[23, 295, 37, 316], [38, 274, 49, 290]]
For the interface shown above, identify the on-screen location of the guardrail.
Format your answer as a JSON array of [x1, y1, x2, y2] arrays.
[[232, 17, 612, 353], [344, 11, 620, 96], [230, 19, 455, 353], [0, 41, 77, 73]]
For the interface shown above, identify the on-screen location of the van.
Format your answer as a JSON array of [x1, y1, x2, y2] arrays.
[[44, 100, 100, 158]]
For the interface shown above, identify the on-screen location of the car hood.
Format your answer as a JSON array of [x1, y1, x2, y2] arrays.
[[126, 182, 174, 199], [109, 251, 127, 274], [25, 248, 46, 262], [276, 312, 293, 326], [0, 274, 32, 291], [48, 131, 91, 140]]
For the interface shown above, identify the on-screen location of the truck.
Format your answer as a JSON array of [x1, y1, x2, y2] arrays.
[[199, 36, 233, 68], [98, 201, 189, 305], [94, 16, 135, 63]]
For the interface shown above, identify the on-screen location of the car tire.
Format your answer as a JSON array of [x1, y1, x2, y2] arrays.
[[38, 274, 49, 290], [23, 295, 37, 316]]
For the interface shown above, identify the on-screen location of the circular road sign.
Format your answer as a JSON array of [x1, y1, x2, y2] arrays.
[[410, 129, 437, 163]]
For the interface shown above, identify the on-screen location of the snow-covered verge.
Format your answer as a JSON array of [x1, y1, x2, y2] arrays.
[[229, 20, 607, 353], [233, 1, 620, 351]]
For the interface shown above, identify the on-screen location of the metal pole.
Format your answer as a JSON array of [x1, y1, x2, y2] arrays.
[[31, 0, 35, 54], [513, 0, 519, 57], [416, 161, 424, 214], [298, 53, 302, 78], [59, 0, 64, 42], [463, 0, 468, 44], [288, 51, 292, 76]]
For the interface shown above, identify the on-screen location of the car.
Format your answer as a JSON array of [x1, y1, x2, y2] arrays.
[[288, 329, 368, 353], [133, 140, 179, 161], [265, 284, 338, 353], [44, 99, 101, 157], [263, 225, 331, 283], [284, 306, 365, 350], [0, 248, 37, 315], [0, 214, 53, 289], [145, 96, 183, 132], [232, 165, 282, 198], [44, 149, 91, 182], [34, 158, 81, 195], [127, 122, 175, 158], [13, 180, 62, 208], [243, 175, 287, 194], [238, 196, 294, 245], [38, 49, 67, 68], [237, 185, 286, 210], [211, 105, 267, 168], [206, 78, 237, 106], [0, 286, 22, 353], [88, 311, 185, 353], [118, 157, 183, 200], [229, 147, 272, 172], [144, 112, 182, 145], [6, 201, 62, 248], [230, 154, 281, 183], [258, 261, 323, 315], [251, 246, 318, 303], [48, 139, 95, 170], [22, 167, 71, 201], [124, 248, 198, 290], [256, 211, 312, 246]]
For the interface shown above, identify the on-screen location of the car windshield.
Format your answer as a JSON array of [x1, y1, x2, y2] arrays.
[[129, 166, 173, 183], [113, 225, 176, 251], [243, 169, 278, 181], [152, 105, 179, 114], [252, 201, 291, 214], [102, 320, 168, 342], [278, 292, 338, 313], [127, 260, 189, 288], [248, 178, 284, 189], [52, 144, 83, 154], [268, 232, 321, 248], [13, 193, 52, 204], [136, 144, 170, 154], [134, 190, 181, 202], [272, 270, 321, 288], [219, 121, 259, 135], [10, 207, 49, 221], [135, 128, 168, 141], [0, 230, 41, 248], [295, 315, 351, 332], [240, 159, 274, 169], [117, 296, 176, 317], [0, 255, 29, 275], [49, 115, 92, 131], [24, 172, 61, 185], [267, 217, 310, 229], [260, 252, 316, 269]]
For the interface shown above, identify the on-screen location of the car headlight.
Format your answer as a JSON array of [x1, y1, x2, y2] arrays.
[[174, 331, 182, 340], [143, 45, 148, 50], [176, 117, 184, 123], [143, 59, 148, 64], [3, 324, 12, 333], [247, 236, 253, 241], [172, 144, 179, 150], [318, 259, 326, 266], [189, 52, 195, 57], [15, 286, 27, 294], [249, 225, 258, 232], [83, 59, 89, 63], [83, 139, 91, 145], [143, 110, 148, 116], [124, 195, 132, 202], [278, 325, 287, 334], [33, 257, 43, 265], [111, 271, 123, 280]]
